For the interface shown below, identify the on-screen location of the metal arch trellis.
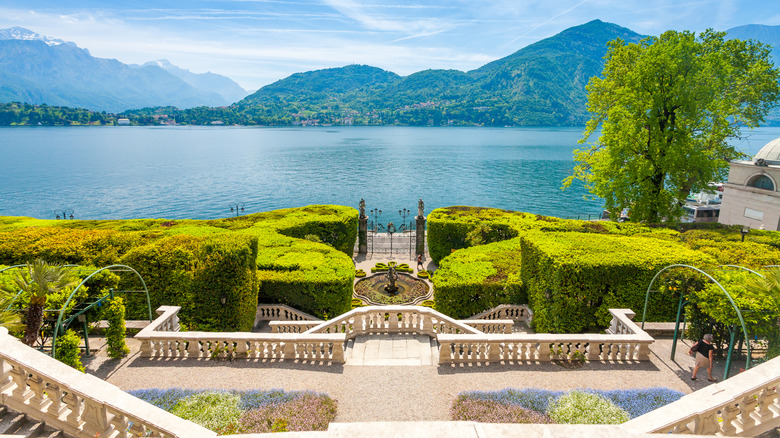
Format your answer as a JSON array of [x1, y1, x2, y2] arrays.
[[641, 264, 760, 379], [50, 264, 152, 358]]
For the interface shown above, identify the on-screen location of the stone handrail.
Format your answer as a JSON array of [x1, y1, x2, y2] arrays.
[[438, 309, 653, 364], [470, 304, 534, 323], [255, 304, 320, 325], [136, 307, 345, 363], [269, 321, 323, 333], [623, 355, 780, 436], [304, 305, 482, 338], [460, 319, 514, 334], [0, 327, 216, 438]]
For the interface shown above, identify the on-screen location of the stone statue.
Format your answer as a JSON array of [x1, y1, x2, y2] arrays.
[[417, 198, 424, 218], [359, 198, 366, 218], [385, 265, 399, 294]]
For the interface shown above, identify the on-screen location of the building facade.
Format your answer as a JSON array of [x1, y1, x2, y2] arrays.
[[719, 137, 780, 231]]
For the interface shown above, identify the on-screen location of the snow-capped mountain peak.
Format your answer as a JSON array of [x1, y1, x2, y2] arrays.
[[0, 26, 70, 46]]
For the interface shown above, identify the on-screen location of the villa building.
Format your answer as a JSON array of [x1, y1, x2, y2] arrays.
[[719, 137, 780, 231]]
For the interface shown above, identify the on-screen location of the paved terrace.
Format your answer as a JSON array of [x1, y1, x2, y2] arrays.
[[82, 253, 753, 424], [81, 334, 735, 423]]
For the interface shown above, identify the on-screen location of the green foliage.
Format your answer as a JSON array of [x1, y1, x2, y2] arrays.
[[521, 232, 713, 332], [355, 269, 366, 277], [0, 102, 115, 126], [170, 392, 242, 433], [105, 297, 130, 359], [0, 205, 357, 328], [434, 239, 525, 319], [55, 329, 85, 372], [546, 391, 630, 424], [0, 289, 23, 334], [427, 206, 661, 263], [189, 234, 258, 332], [567, 29, 780, 223]]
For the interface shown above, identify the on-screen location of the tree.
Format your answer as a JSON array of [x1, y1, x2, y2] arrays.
[[9, 259, 77, 347], [565, 30, 780, 222]]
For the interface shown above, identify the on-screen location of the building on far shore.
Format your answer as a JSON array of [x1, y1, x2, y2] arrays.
[[719, 137, 780, 231]]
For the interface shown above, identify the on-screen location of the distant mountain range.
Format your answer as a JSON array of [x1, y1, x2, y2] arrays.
[[0, 27, 247, 112], [1, 22, 779, 125]]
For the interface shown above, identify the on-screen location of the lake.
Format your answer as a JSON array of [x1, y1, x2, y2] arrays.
[[1, 126, 778, 221]]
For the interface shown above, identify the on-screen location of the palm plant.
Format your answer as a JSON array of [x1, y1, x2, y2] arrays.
[[0, 290, 23, 334], [9, 259, 77, 346]]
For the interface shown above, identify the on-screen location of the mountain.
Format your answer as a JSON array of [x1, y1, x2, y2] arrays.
[[0, 26, 72, 47], [144, 59, 247, 104], [0, 27, 236, 112], [726, 24, 780, 67], [234, 20, 644, 126]]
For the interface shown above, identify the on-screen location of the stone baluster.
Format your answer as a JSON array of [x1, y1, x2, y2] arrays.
[[27, 373, 51, 411], [735, 393, 759, 431], [187, 338, 201, 358], [537, 342, 551, 361], [45, 383, 68, 418], [9, 363, 30, 401], [235, 340, 248, 358], [81, 398, 113, 438], [719, 402, 740, 435], [63, 390, 84, 429], [753, 387, 777, 425], [695, 410, 721, 435]]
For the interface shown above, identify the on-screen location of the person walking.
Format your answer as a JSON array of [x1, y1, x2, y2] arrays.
[[689, 333, 717, 382], [417, 254, 424, 271]]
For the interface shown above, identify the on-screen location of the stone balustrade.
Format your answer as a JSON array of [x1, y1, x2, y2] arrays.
[[269, 321, 323, 333], [460, 319, 514, 334], [303, 305, 482, 338], [623, 354, 780, 436], [470, 304, 534, 323], [254, 304, 320, 325], [136, 307, 345, 363], [0, 327, 216, 438], [438, 309, 653, 364]]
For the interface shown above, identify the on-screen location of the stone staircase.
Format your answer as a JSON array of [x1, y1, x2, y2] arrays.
[[344, 334, 440, 366], [0, 406, 63, 438]]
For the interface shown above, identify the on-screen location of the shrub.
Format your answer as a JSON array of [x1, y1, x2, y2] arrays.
[[546, 390, 630, 424], [54, 329, 84, 372], [355, 269, 366, 277], [433, 239, 525, 319], [105, 296, 130, 358], [451, 397, 553, 424], [521, 232, 714, 332], [421, 300, 435, 307], [417, 271, 429, 278], [130, 389, 337, 433], [170, 391, 242, 433]]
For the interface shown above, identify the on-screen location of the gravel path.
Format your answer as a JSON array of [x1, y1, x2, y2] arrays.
[[84, 336, 708, 423]]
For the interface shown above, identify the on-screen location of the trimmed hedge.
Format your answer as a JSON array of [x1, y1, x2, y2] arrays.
[[520, 232, 714, 333], [433, 238, 525, 319], [427, 206, 674, 263], [0, 205, 357, 328]]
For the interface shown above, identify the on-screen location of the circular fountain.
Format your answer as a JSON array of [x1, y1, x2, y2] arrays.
[[354, 264, 430, 305]]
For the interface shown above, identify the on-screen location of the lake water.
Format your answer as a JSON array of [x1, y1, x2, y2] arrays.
[[1, 126, 778, 221]]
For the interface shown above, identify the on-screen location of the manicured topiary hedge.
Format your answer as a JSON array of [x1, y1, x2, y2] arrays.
[[0, 205, 357, 327], [433, 238, 525, 319], [520, 231, 714, 333], [427, 206, 669, 263]]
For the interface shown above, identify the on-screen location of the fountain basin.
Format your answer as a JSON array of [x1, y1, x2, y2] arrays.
[[354, 273, 430, 305]]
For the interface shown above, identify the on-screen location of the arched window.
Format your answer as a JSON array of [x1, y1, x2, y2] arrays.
[[747, 175, 775, 191]]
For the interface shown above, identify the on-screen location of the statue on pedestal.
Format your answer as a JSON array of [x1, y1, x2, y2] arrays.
[[417, 198, 424, 218], [359, 198, 366, 219]]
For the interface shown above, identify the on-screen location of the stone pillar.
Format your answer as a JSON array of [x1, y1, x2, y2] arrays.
[[415, 215, 426, 256], [358, 215, 368, 254]]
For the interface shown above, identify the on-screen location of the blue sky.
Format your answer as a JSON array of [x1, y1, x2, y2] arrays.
[[1, 1, 778, 90]]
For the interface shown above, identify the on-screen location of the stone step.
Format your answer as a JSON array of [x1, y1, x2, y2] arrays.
[[0, 405, 64, 438]]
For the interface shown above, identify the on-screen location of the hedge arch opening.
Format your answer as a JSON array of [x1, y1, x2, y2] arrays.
[[641, 264, 761, 379]]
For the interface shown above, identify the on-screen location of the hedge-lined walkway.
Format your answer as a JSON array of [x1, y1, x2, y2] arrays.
[[82, 336, 730, 423]]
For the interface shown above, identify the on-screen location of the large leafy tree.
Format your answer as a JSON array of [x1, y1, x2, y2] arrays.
[[9, 259, 77, 346], [565, 30, 780, 222]]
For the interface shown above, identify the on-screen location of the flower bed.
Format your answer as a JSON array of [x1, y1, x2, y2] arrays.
[[452, 388, 683, 424], [129, 388, 337, 434]]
